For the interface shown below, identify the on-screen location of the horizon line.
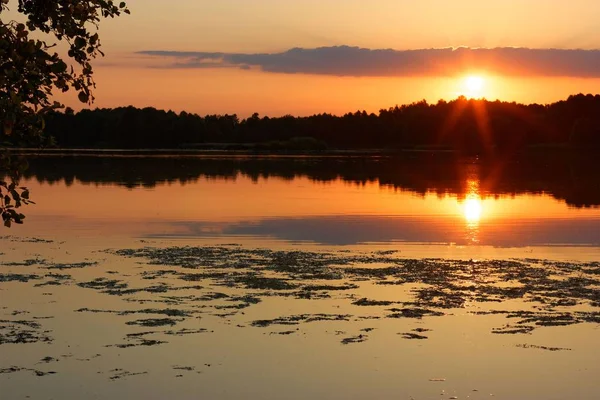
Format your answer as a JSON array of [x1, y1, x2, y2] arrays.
[[65, 93, 600, 118]]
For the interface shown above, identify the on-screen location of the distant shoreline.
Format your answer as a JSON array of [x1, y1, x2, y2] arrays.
[[4, 147, 446, 157], [3, 144, 575, 158]]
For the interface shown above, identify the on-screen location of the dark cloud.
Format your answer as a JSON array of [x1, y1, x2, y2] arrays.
[[137, 46, 600, 77]]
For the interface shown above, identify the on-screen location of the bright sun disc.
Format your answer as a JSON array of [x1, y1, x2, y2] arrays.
[[464, 76, 485, 97]]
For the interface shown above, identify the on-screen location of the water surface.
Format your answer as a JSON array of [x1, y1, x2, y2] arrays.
[[2, 155, 600, 400]]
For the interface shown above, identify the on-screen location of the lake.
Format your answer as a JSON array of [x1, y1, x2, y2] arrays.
[[2, 154, 600, 399]]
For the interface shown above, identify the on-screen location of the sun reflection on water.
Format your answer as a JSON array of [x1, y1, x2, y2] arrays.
[[462, 179, 483, 244], [464, 197, 483, 223]]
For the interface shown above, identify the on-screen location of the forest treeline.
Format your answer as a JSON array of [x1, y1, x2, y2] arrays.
[[39, 94, 600, 152]]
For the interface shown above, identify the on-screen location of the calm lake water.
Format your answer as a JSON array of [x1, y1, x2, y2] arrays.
[[2, 155, 600, 399]]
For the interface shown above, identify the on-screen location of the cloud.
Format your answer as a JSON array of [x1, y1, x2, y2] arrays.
[[137, 46, 600, 78]]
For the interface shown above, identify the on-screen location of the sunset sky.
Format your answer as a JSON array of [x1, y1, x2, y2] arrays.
[[14, 0, 600, 116]]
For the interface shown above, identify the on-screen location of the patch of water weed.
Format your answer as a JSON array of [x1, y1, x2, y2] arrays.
[[0, 236, 54, 243], [233, 275, 298, 290], [0, 366, 56, 376], [492, 325, 536, 335], [1, 258, 46, 267], [303, 284, 358, 291], [0, 320, 52, 345], [114, 284, 204, 296], [352, 298, 395, 306], [125, 318, 181, 327], [38, 356, 58, 364], [193, 292, 230, 301], [173, 365, 196, 371], [44, 262, 98, 270], [108, 338, 167, 348], [387, 308, 445, 319], [75, 308, 120, 314], [35, 273, 73, 287], [0, 366, 23, 374], [78, 278, 128, 291], [516, 344, 571, 351], [165, 328, 211, 336], [108, 246, 600, 335], [341, 334, 368, 344], [477, 310, 594, 332], [75, 354, 102, 362], [229, 294, 261, 305], [293, 290, 332, 300], [215, 303, 252, 310], [76, 308, 193, 318], [109, 368, 148, 381], [270, 330, 296, 335], [252, 314, 351, 327], [0, 273, 40, 283], [141, 269, 179, 280], [121, 308, 193, 317], [400, 332, 429, 340]]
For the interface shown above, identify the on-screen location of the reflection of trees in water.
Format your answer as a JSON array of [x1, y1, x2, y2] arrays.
[[21, 154, 600, 208]]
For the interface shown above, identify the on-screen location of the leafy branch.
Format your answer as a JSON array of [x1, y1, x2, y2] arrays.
[[1, 0, 129, 226], [0, 179, 33, 227]]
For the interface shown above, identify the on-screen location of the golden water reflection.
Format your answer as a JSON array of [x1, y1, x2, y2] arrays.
[[462, 179, 483, 244], [11, 157, 600, 250], [463, 197, 483, 224]]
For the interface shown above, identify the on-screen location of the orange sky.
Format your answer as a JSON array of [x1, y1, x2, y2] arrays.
[[54, 68, 600, 117], [7, 0, 600, 116]]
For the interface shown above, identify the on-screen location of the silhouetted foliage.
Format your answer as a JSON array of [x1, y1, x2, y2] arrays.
[[41, 94, 600, 153], [1, 0, 129, 226], [0, 152, 33, 226]]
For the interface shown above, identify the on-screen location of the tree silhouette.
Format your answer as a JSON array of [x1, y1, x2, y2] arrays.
[[1, 0, 129, 226], [41, 94, 600, 152]]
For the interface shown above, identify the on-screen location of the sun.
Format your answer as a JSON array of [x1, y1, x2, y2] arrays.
[[463, 75, 485, 98]]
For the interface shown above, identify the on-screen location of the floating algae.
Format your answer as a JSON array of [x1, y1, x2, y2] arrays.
[[0, 319, 52, 345], [341, 335, 368, 344], [400, 332, 428, 340], [109, 245, 600, 336]]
